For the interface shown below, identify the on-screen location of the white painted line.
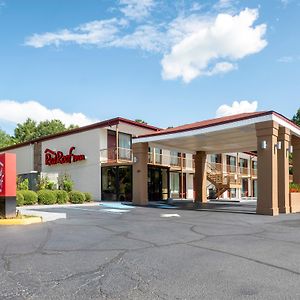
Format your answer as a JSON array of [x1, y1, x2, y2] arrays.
[[160, 213, 180, 218]]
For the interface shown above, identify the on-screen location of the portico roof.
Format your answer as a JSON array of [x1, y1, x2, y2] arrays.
[[133, 111, 300, 154]]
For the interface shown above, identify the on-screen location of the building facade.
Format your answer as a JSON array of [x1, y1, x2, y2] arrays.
[[0, 116, 257, 202]]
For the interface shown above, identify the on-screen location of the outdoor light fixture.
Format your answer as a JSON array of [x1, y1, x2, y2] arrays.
[[261, 140, 267, 149], [289, 145, 294, 154], [275, 141, 282, 150]]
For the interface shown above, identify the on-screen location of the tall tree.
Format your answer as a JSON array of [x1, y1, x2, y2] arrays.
[[14, 118, 37, 143], [0, 128, 14, 148], [292, 108, 300, 126], [36, 120, 67, 138]]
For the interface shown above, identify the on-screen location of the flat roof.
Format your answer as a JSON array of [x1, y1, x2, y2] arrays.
[[0, 117, 161, 152]]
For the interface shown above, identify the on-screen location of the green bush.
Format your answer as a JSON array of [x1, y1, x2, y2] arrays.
[[58, 173, 74, 192], [16, 191, 24, 206], [38, 175, 56, 190], [18, 190, 38, 205], [17, 177, 29, 190], [37, 190, 56, 205], [84, 192, 92, 202], [54, 190, 69, 204], [69, 191, 85, 204]]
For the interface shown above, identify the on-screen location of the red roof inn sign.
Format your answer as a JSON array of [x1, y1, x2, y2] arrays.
[[0, 153, 17, 218], [44, 147, 86, 166]]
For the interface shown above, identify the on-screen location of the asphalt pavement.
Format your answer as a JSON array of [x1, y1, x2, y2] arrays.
[[1, 202, 300, 299]]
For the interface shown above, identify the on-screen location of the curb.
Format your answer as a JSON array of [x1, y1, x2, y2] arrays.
[[0, 216, 42, 226]]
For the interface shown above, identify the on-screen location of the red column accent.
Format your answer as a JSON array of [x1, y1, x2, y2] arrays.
[[0, 153, 16, 197]]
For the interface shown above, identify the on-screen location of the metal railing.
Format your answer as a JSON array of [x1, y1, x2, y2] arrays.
[[100, 147, 133, 163]]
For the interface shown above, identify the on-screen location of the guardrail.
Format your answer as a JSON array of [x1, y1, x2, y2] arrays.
[[100, 147, 133, 163]]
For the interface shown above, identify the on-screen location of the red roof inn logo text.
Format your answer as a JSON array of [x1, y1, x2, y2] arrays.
[[44, 147, 86, 166]]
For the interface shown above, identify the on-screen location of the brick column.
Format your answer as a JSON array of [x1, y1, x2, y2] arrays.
[[194, 151, 207, 203], [292, 136, 300, 184], [256, 121, 279, 216], [278, 127, 291, 213], [132, 142, 148, 206]]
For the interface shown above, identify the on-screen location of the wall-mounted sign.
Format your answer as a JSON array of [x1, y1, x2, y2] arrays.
[[44, 147, 86, 166]]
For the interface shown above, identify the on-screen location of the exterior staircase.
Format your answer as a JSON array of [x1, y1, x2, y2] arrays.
[[207, 162, 242, 199]]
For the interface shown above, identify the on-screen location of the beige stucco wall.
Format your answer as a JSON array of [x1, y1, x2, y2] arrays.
[[41, 128, 102, 200], [1, 145, 34, 174]]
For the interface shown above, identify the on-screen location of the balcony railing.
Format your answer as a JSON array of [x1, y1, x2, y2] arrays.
[[148, 152, 195, 170], [100, 147, 133, 163]]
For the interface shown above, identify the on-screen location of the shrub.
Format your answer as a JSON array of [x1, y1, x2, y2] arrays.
[[54, 190, 69, 204], [37, 190, 56, 205], [16, 191, 24, 206], [18, 190, 38, 205], [58, 173, 74, 192], [69, 191, 85, 204], [84, 192, 92, 202], [38, 175, 56, 190], [17, 177, 29, 190], [290, 183, 300, 193]]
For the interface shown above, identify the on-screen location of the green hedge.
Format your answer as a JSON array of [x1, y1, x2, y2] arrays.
[[37, 190, 56, 205], [54, 190, 69, 204], [69, 191, 86, 204], [84, 192, 92, 202], [18, 190, 38, 205], [16, 191, 24, 206]]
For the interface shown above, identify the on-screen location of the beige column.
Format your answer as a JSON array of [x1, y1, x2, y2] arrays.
[[194, 151, 207, 203], [278, 127, 291, 213], [292, 136, 300, 184], [256, 121, 279, 216], [132, 142, 148, 206]]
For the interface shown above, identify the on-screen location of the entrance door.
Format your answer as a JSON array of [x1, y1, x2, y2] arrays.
[[148, 167, 169, 201]]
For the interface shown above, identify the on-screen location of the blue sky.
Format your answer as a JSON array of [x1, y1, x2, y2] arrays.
[[0, 0, 299, 133]]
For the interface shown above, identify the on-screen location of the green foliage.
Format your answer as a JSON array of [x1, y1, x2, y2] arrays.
[[0, 128, 14, 149], [13, 118, 79, 143], [134, 119, 147, 124], [38, 175, 55, 190], [37, 190, 56, 205], [18, 190, 38, 205], [53, 190, 69, 204], [16, 191, 24, 206], [69, 191, 85, 204], [292, 109, 300, 126], [58, 173, 74, 192], [17, 177, 29, 190], [14, 118, 37, 143], [84, 192, 92, 202], [290, 183, 300, 193]]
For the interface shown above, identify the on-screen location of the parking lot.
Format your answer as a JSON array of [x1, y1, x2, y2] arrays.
[[1, 203, 300, 299]]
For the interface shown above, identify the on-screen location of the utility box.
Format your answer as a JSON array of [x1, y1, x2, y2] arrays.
[[0, 153, 16, 218]]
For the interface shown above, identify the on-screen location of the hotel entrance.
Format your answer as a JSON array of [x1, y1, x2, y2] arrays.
[[148, 166, 169, 201], [101, 166, 132, 201]]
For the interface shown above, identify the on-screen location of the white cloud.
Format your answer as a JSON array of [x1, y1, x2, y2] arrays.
[[119, 0, 155, 21], [25, 18, 127, 48], [277, 55, 300, 63], [0, 100, 97, 127], [216, 100, 258, 117], [161, 8, 267, 83], [25, 6, 267, 83]]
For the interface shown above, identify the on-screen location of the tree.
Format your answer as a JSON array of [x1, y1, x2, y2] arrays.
[[292, 109, 300, 126], [14, 118, 37, 143], [0, 128, 14, 148], [135, 119, 147, 124], [13, 119, 79, 143]]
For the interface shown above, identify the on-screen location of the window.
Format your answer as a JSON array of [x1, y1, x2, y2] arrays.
[[170, 172, 180, 198], [170, 151, 180, 166], [118, 132, 132, 160]]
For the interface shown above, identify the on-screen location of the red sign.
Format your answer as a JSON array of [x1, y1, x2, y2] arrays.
[[0, 153, 16, 197], [45, 147, 86, 166]]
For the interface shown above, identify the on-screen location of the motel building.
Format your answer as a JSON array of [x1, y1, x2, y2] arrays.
[[1, 111, 300, 216]]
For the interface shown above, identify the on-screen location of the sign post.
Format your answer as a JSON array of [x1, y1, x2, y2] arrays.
[[0, 153, 16, 218]]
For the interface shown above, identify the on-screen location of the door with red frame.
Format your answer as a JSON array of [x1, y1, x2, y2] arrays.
[[107, 130, 117, 161]]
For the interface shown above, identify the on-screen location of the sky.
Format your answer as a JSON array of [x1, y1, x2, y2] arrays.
[[0, 0, 299, 134]]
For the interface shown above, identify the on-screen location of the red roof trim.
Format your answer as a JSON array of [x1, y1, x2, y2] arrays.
[[134, 111, 297, 139], [0, 117, 161, 152]]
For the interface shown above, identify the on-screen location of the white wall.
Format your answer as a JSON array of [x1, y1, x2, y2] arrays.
[[186, 173, 194, 199], [1, 145, 34, 175], [41, 128, 102, 200]]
